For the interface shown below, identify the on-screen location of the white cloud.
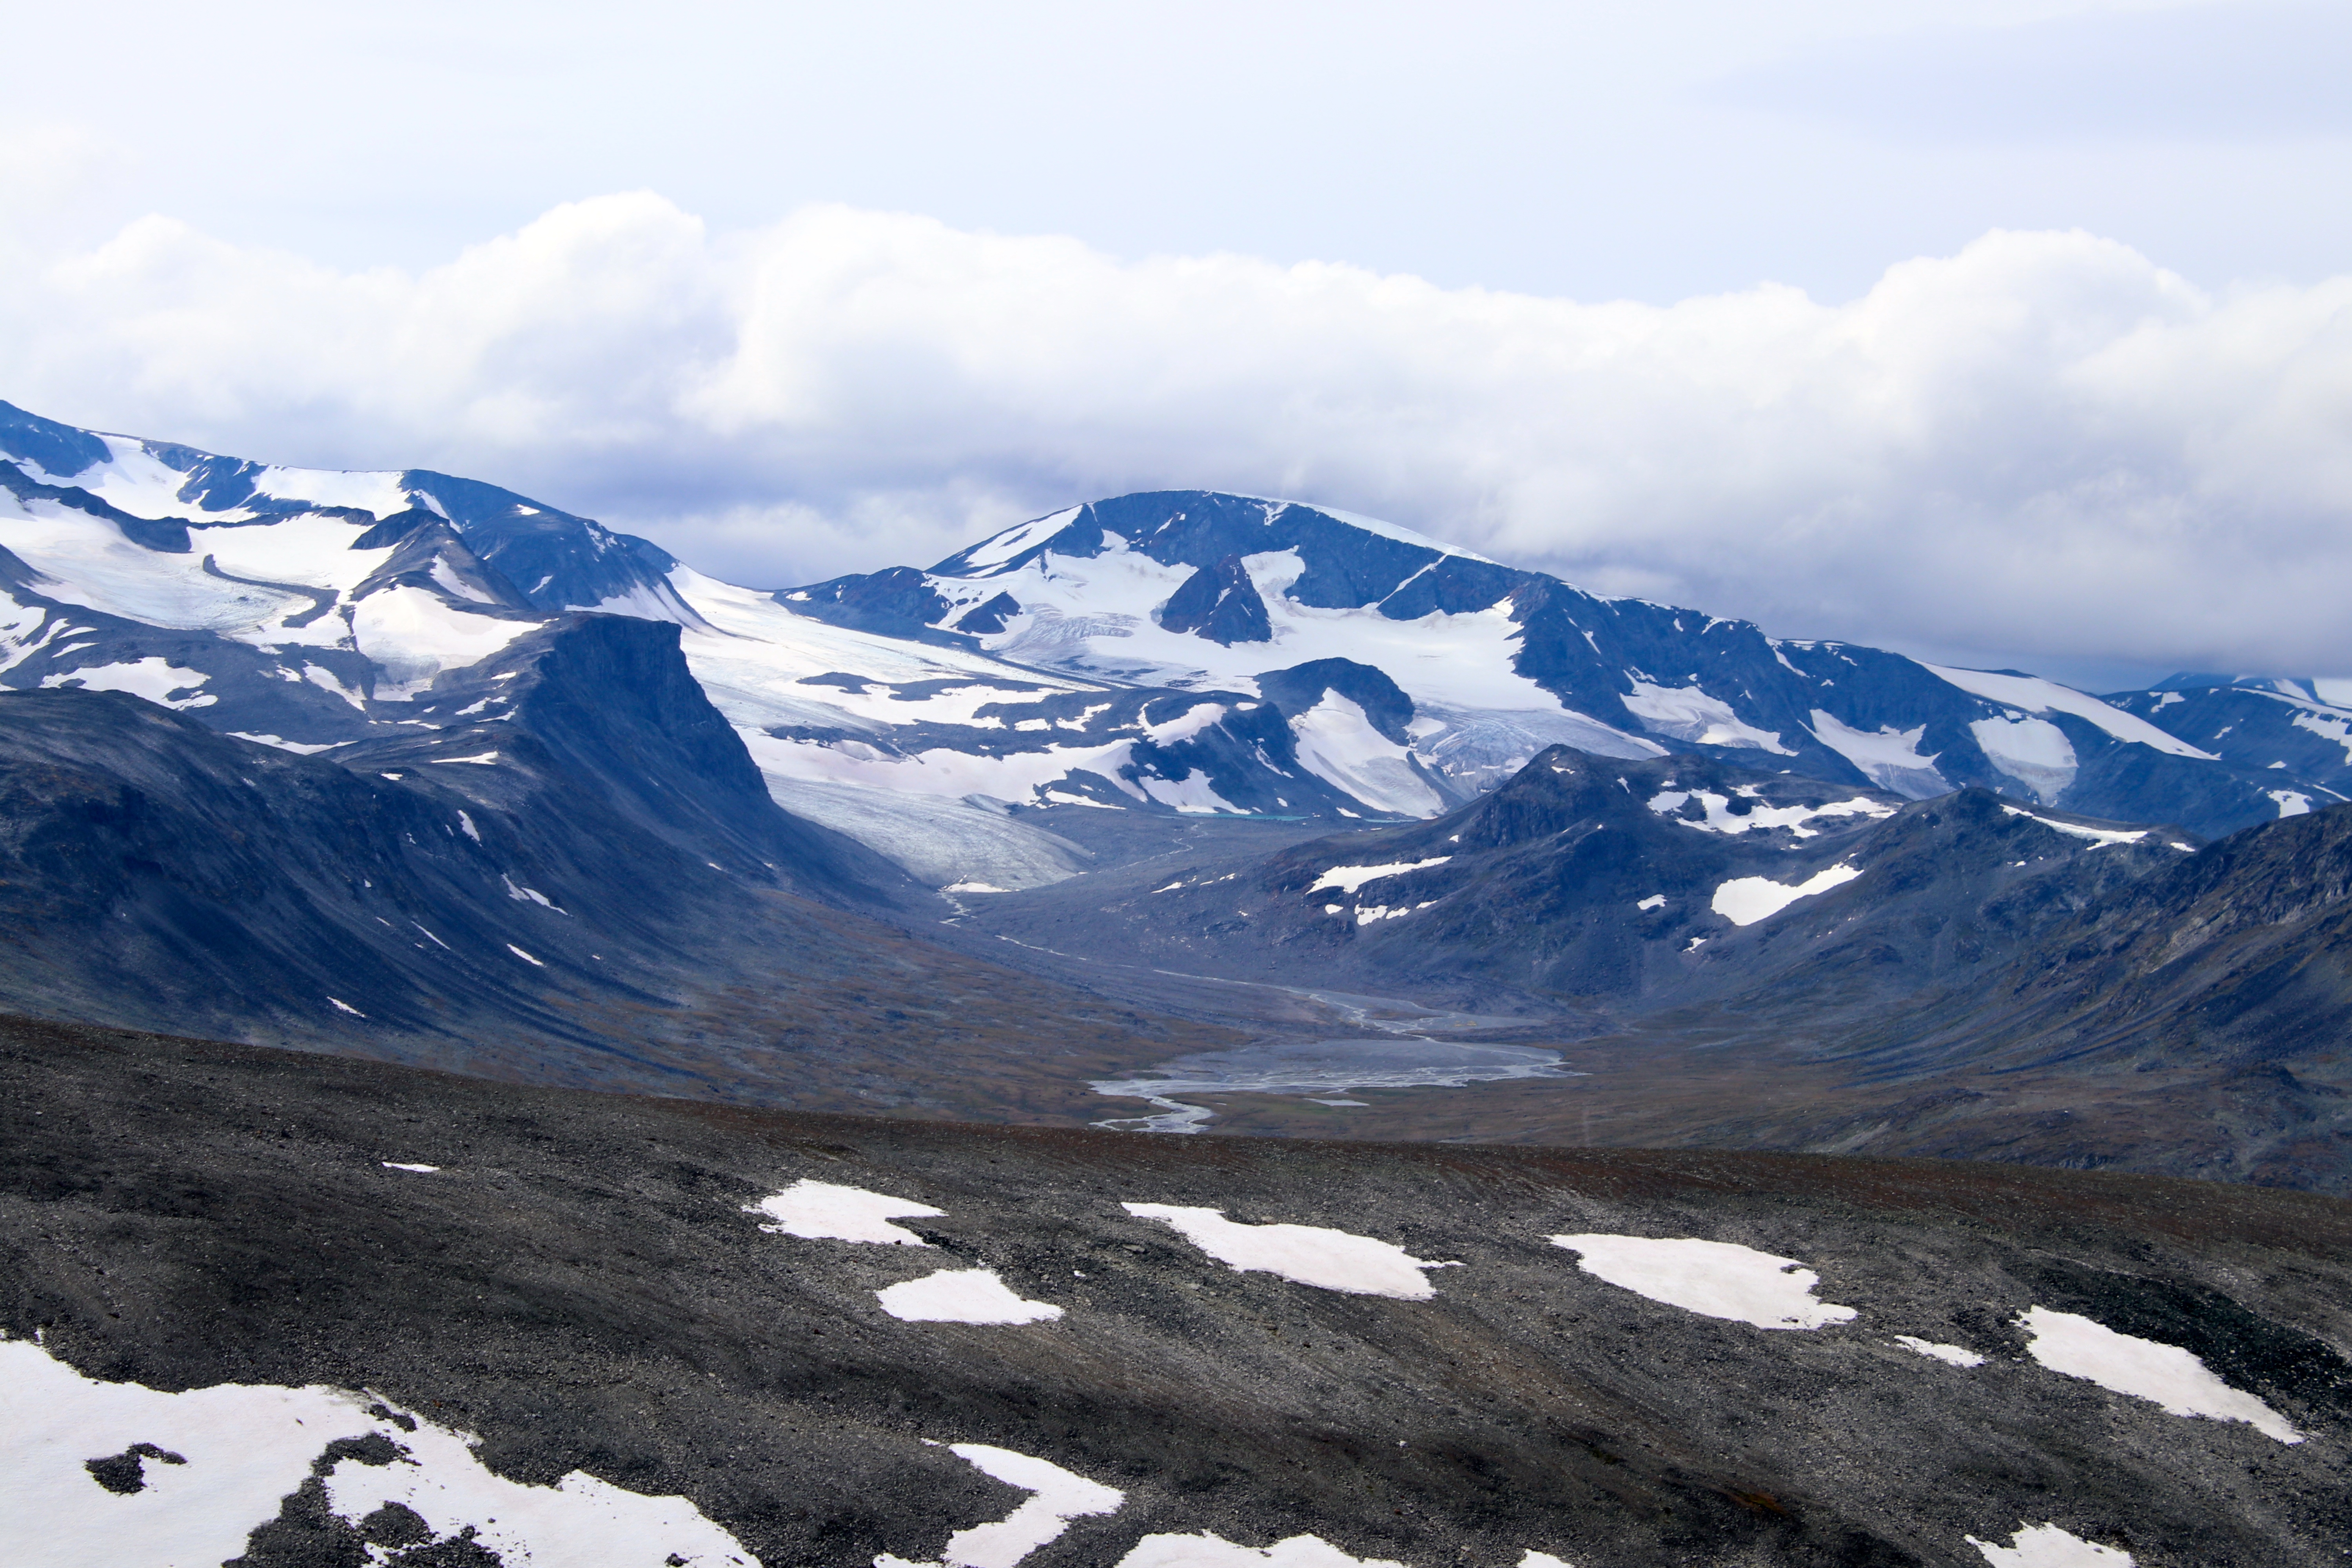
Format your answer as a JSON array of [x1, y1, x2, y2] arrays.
[[7, 195, 2352, 675]]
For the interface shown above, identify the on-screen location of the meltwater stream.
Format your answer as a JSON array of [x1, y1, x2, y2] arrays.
[[1091, 1038, 1579, 1133]]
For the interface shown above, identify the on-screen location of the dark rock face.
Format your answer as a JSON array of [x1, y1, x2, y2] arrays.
[[780, 565, 962, 644], [4, 1015, 2347, 1568], [0, 622, 1229, 1106], [1157, 555, 1273, 644], [0, 397, 113, 477]]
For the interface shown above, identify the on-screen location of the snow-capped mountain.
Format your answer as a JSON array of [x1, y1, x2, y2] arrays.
[[782, 490, 2324, 843], [2108, 675, 2352, 814], [0, 400, 2329, 895]]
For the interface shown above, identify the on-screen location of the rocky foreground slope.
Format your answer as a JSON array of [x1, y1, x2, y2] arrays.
[[4, 1014, 2348, 1566]]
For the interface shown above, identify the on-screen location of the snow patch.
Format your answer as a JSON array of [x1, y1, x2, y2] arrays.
[[1971, 717, 2078, 802], [1965, 1523, 2136, 1566], [1123, 1204, 1454, 1299], [1550, 1235, 1857, 1329], [1999, 805, 2149, 847], [1807, 710, 1946, 797], [1307, 857, 1449, 894], [747, 1179, 944, 1245], [326, 997, 364, 1017], [1647, 789, 1891, 837], [1635, 894, 1666, 911], [40, 656, 214, 709], [1894, 1336, 1985, 1367], [875, 1268, 1064, 1325], [382, 1162, 439, 1173], [875, 1442, 1122, 1568], [505, 944, 544, 965], [2269, 789, 2314, 817], [0, 1338, 755, 1568], [1710, 863, 1862, 926], [2020, 1306, 2300, 1443], [1117, 1534, 1410, 1568]]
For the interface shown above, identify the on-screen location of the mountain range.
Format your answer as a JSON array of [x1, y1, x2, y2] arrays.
[[2, 397, 2348, 1192]]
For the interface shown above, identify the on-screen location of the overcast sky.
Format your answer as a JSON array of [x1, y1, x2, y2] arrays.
[[5, 0, 2350, 686]]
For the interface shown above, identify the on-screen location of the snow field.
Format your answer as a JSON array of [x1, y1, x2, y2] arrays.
[[1710, 864, 1862, 926], [875, 1441, 1122, 1568], [1286, 693, 1444, 817], [39, 656, 215, 708], [2019, 1307, 2300, 1443], [875, 1269, 1065, 1325], [1964, 1522, 2135, 1565], [1549, 1236, 1857, 1329], [1806, 710, 1945, 796], [746, 1179, 943, 1244], [1122, 1205, 1455, 1299], [0, 1338, 756, 1567], [1621, 681, 1792, 753]]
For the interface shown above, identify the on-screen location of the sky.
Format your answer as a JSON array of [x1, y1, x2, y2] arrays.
[[4, 0, 2350, 687]]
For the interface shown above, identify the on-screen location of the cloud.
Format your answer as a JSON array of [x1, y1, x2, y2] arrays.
[[6, 192, 2352, 677]]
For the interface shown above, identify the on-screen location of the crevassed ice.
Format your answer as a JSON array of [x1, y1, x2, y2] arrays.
[[875, 1441, 1122, 1568], [2020, 1307, 2301, 1443], [1116, 1533, 1410, 1568], [1964, 1521, 2136, 1566], [875, 1267, 1064, 1325], [1550, 1236, 1857, 1330], [746, 1178, 944, 1245], [1123, 1204, 1454, 1299], [0, 1338, 756, 1568]]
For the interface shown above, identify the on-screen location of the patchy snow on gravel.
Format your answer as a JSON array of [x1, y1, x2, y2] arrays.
[[0, 1337, 756, 1568], [1116, 1532, 1410, 1568], [1123, 1204, 1454, 1299], [747, 1179, 944, 1245], [1550, 1236, 1857, 1329], [876, 1442, 1123, 1568], [876, 1268, 1065, 1324], [1895, 1336, 1985, 1368], [325, 1414, 757, 1566], [2020, 1307, 2301, 1443], [1965, 1521, 2135, 1565]]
